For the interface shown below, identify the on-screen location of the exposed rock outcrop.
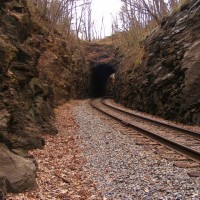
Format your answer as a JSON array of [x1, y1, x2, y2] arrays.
[[0, 0, 55, 194], [114, 0, 200, 125], [0, 0, 53, 151], [36, 34, 90, 105], [0, 0, 90, 194], [84, 41, 116, 66]]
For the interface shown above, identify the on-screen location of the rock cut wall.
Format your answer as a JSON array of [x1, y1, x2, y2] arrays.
[[114, 0, 200, 125], [0, 0, 90, 196], [0, 0, 52, 150], [0, 0, 48, 195]]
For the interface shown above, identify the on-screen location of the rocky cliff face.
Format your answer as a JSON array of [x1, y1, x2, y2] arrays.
[[0, 0, 90, 196], [0, 0, 50, 148], [84, 42, 116, 66], [114, 0, 200, 125], [37, 34, 90, 105], [0, 0, 45, 195]]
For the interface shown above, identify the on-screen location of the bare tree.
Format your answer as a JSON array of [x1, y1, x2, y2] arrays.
[[120, 0, 182, 27], [31, 0, 108, 41], [121, 0, 165, 25]]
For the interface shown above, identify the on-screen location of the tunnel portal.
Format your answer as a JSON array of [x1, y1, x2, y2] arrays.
[[90, 64, 115, 97]]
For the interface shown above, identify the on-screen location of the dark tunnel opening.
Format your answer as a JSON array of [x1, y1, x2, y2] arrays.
[[90, 64, 115, 98]]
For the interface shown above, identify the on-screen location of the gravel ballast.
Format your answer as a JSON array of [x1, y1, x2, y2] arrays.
[[7, 100, 200, 199], [74, 101, 200, 200]]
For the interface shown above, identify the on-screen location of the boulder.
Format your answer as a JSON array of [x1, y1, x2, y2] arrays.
[[0, 144, 36, 193]]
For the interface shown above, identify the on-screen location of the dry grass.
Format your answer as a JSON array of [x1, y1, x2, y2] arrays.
[[27, 0, 79, 45], [171, 0, 189, 14], [113, 0, 188, 70]]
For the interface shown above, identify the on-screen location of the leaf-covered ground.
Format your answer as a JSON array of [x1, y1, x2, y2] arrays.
[[7, 101, 101, 200]]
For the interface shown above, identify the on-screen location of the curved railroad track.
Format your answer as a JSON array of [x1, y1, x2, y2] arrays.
[[90, 98, 200, 165]]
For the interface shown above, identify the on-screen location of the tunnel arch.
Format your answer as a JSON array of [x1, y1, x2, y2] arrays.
[[90, 64, 115, 97]]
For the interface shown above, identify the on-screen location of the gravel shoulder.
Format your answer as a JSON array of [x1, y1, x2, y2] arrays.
[[74, 100, 200, 200], [7, 100, 200, 199]]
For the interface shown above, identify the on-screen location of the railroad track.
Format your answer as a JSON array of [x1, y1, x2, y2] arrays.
[[90, 98, 200, 170]]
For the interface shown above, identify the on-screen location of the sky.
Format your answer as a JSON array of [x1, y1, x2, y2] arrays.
[[91, 0, 123, 37]]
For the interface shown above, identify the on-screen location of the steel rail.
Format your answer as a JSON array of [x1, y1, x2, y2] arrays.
[[102, 98, 200, 139], [90, 99, 200, 163]]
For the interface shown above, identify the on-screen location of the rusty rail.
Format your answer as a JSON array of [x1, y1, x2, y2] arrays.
[[102, 99, 200, 139], [90, 98, 200, 163]]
